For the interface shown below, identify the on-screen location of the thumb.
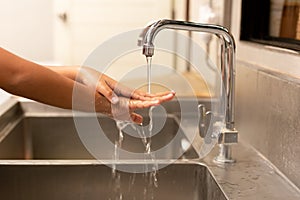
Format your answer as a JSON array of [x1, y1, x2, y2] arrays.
[[130, 113, 143, 125]]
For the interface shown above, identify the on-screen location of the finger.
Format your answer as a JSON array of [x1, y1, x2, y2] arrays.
[[111, 100, 143, 124], [129, 99, 160, 110], [130, 90, 162, 101], [130, 113, 143, 124], [153, 90, 176, 97], [96, 83, 119, 104], [154, 91, 176, 103], [132, 90, 175, 101], [131, 90, 155, 98], [133, 91, 175, 103], [101, 74, 134, 98]]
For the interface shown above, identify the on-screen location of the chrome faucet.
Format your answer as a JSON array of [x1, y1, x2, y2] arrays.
[[138, 19, 238, 163]]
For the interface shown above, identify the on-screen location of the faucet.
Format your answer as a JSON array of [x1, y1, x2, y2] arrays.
[[138, 19, 238, 163]]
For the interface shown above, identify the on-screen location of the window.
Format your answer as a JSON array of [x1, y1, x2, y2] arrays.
[[240, 0, 300, 52]]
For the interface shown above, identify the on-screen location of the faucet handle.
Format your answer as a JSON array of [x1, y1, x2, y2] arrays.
[[198, 104, 212, 138]]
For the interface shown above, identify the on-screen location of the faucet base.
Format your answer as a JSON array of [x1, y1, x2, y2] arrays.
[[213, 144, 236, 164], [214, 156, 236, 164]]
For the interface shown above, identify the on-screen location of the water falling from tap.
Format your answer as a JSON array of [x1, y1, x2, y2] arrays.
[[145, 56, 158, 189], [146, 56, 152, 94]]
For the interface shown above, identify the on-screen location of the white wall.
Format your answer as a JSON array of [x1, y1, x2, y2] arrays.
[[54, 0, 172, 66], [0, 0, 173, 104], [0, 0, 54, 62], [0, 0, 54, 104]]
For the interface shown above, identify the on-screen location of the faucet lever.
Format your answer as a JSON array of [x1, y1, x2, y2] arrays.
[[198, 104, 213, 138], [198, 104, 206, 138]]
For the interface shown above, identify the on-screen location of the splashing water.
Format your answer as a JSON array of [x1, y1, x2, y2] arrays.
[[110, 56, 158, 199], [110, 121, 127, 200], [112, 121, 126, 176]]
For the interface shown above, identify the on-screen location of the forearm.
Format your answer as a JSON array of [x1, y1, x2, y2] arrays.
[[0, 48, 105, 112], [0, 48, 175, 123], [46, 65, 81, 82], [12, 65, 76, 109]]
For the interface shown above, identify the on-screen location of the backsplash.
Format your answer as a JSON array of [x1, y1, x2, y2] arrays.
[[235, 61, 300, 189]]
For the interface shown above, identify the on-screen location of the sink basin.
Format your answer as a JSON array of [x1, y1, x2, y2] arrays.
[[0, 161, 226, 200], [0, 102, 225, 200], [0, 100, 227, 200], [0, 100, 203, 160], [1, 99, 300, 200]]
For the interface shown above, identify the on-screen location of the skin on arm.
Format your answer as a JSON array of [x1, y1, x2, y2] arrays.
[[46, 65, 175, 104], [0, 48, 99, 111], [0, 48, 175, 124]]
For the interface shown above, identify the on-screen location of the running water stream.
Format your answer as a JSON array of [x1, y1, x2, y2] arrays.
[[111, 56, 158, 199], [145, 56, 158, 189]]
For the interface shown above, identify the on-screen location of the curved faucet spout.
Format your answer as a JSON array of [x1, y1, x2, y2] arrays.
[[139, 19, 238, 163], [139, 19, 236, 130], [139, 19, 235, 57]]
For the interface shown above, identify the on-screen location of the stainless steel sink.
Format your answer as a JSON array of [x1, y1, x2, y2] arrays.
[[1, 99, 299, 200], [0, 161, 226, 200], [0, 100, 203, 160], [0, 100, 227, 200]]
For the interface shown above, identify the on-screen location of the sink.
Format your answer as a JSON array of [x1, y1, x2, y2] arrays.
[[0, 100, 228, 200], [2, 99, 299, 200], [0, 161, 226, 200], [0, 100, 204, 160]]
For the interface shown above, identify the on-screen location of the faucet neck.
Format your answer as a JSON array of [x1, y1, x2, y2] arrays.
[[140, 19, 236, 130]]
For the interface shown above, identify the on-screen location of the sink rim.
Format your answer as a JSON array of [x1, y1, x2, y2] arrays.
[[0, 158, 206, 166]]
